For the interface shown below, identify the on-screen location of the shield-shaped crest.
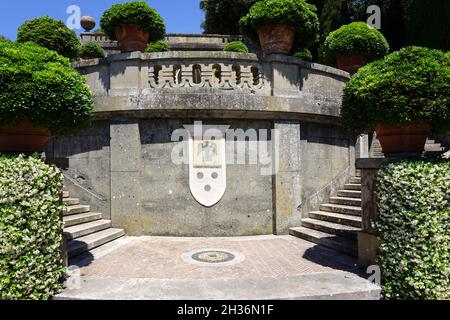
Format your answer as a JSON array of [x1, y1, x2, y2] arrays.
[[184, 123, 229, 207]]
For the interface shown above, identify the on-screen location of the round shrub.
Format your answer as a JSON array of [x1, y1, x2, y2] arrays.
[[341, 46, 450, 134], [324, 22, 389, 61], [377, 160, 450, 299], [0, 41, 94, 135], [100, 2, 166, 42], [17, 16, 80, 60], [145, 40, 170, 53], [223, 41, 249, 53], [293, 48, 312, 61], [0, 155, 65, 300], [239, 0, 320, 48], [79, 42, 105, 59]]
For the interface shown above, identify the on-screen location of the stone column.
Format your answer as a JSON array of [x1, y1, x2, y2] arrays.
[[356, 158, 387, 267], [110, 119, 142, 235], [273, 121, 302, 234]]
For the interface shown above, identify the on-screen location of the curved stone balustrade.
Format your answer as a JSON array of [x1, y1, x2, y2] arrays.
[[73, 51, 350, 123]]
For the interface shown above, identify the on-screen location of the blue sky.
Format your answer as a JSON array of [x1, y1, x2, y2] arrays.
[[0, 0, 204, 40]]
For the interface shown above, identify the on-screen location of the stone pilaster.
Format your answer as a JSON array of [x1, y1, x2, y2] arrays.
[[110, 119, 142, 234], [273, 121, 302, 234], [356, 158, 387, 267]]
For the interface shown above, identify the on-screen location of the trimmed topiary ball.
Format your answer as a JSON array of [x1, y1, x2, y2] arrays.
[[324, 22, 389, 61], [341, 46, 450, 134], [0, 41, 94, 135], [79, 42, 105, 59], [293, 48, 312, 61], [223, 41, 249, 53], [100, 1, 166, 42], [145, 40, 170, 53], [17, 16, 80, 60], [239, 0, 320, 48]]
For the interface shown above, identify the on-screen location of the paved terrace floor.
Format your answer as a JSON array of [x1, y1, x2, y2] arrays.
[[56, 235, 380, 300]]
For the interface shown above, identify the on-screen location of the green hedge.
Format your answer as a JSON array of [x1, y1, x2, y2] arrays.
[[323, 22, 389, 60], [145, 40, 170, 53], [239, 0, 320, 48], [79, 42, 105, 59], [223, 41, 249, 53], [341, 46, 450, 134], [293, 48, 313, 61], [100, 1, 166, 43], [0, 41, 94, 135], [0, 155, 65, 300], [17, 16, 80, 60], [377, 160, 450, 299]]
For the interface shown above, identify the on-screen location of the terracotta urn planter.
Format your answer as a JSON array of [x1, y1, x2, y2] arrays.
[[257, 25, 295, 55], [336, 54, 367, 74], [375, 123, 431, 155], [0, 120, 50, 152], [114, 24, 149, 52]]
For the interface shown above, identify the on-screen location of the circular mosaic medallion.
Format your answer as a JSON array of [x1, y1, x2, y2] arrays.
[[192, 250, 235, 263], [181, 248, 245, 267]]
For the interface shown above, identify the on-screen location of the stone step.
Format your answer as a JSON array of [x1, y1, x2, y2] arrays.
[[63, 212, 103, 228], [63, 191, 69, 198], [343, 183, 361, 191], [63, 204, 90, 216], [309, 211, 362, 228], [329, 196, 362, 207], [63, 198, 80, 206], [64, 220, 112, 241], [320, 203, 362, 216], [348, 177, 361, 184], [425, 145, 445, 152], [355, 169, 361, 177], [337, 190, 361, 199], [289, 227, 357, 257], [301, 218, 359, 240], [67, 228, 125, 258]]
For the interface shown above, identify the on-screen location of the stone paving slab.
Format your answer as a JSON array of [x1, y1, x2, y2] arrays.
[[56, 235, 380, 300]]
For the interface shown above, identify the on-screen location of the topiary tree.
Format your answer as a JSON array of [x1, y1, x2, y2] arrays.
[[79, 42, 105, 59], [100, 1, 166, 42], [323, 21, 389, 61], [341, 46, 450, 135], [17, 16, 80, 60], [239, 0, 320, 49], [201, 0, 258, 35], [223, 40, 249, 53], [145, 40, 170, 53], [0, 41, 94, 135]]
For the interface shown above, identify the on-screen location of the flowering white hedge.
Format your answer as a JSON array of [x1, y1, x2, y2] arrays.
[[376, 160, 450, 299], [0, 155, 65, 300]]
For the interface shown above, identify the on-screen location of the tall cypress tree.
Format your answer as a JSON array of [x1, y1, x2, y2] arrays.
[[406, 0, 450, 51], [320, 0, 352, 40], [201, 0, 258, 35]]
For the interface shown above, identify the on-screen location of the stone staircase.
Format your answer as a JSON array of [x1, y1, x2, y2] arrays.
[[290, 172, 362, 257], [371, 137, 447, 158], [63, 189, 125, 259]]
